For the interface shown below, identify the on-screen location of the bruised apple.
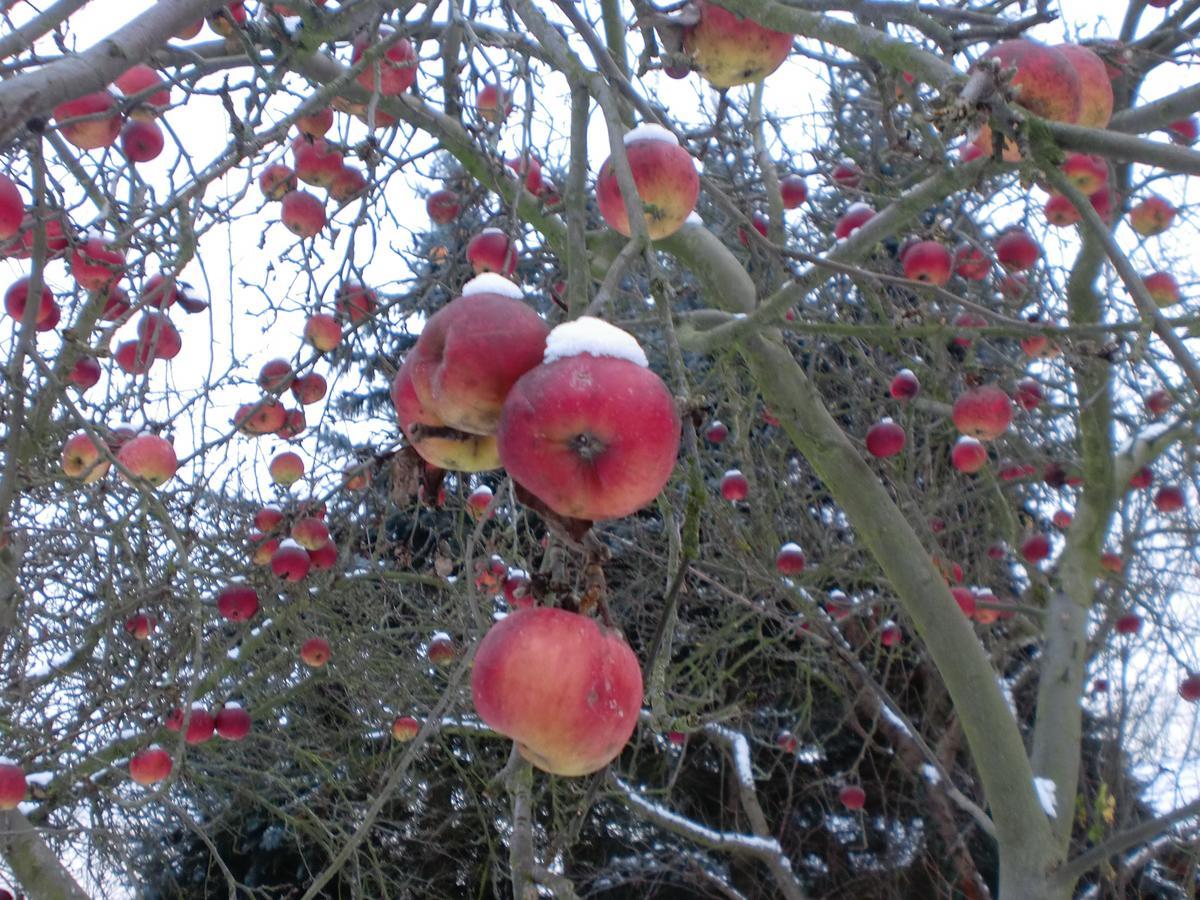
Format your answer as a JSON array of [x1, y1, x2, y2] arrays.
[[497, 317, 680, 520], [471, 607, 643, 776], [406, 275, 549, 435], [392, 356, 501, 472], [595, 125, 699, 241]]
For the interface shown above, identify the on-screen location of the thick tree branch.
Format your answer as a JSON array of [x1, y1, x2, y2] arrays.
[[1053, 797, 1200, 887], [0, 0, 232, 148], [0, 810, 89, 900]]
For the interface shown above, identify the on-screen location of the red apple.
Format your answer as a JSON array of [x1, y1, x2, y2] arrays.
[[466, 229, 516, 277], [1100, 552, 1123, 573], [291, 372, 327, 405], [183, 708, 215, 744], [216, 585, 259, 622], [952, 385, 1013, 441], [704, 420, 729, 443], [4, 277, 55, 326], [53, 91, 123, 150], [427, 632, 456, 666], [137, 312, 181, 360], [839, 785, 866, 810], [865, 419, 905, 458], [1015, 377, 1043, 410], [426, 188, 461, 225], [467, 485, 494, 517], [503, 570, 532, 608], [1145, 389, 1172, 417], [994, 229, 1040, 271], [596, 125, 699, 240], [0, 174, 22, 241], [1044, 193, 1081, 227], [471, 607, 643, 776], [1154, 485, 1185, 513], [1020, 533, 1051, 564], [406, 278, 549, 435], [280, 190, 326, 237], [71, 236, 126, 293], [215, 705, 251, 741], [951, 586, 976, 618], [1115, 612, 1142, 636], [0, 763, 23, 810], [260, 164, 298, 200], [392, 355, 502, 472], [972, 41, 1082, 160], [62, 432, 109, 483], [258, 358, 293, 392], [476, 83, 513, 123], [120, 119, 164, 162], [272, 539, 311, 580], [775, 542, 805, 575], [1055, 44, 1113, 128], [269, 451, 304, 486], [1143, 272, 1180, 308], [953, 244, 990, 280], [497, 318, 679, 519], [888, 369, 919, 401], [880, 622, 902, 646], [335, 282, 377, 325], [681, 0, 791, 88], [124, 613, 156, 640], [304, 313, 342, 351], [1129, 466, 1153, 490], [129, 747, 171, 786], [353, 31, 418, 95], [329, 165, 368, 202], [1129, 196, 1175, 236], [901, 240, 952, 285], [391, 715, 420, 741], [1061, 153, 1107, 193], [720, 469, 749, 501], [1179, 674, 1200, 703], [235, 399, 288, 435], [300, 636, 330, 667], [117, 434, 177, 487], [831, 160, 863, 189], [296, 107, 334, 139], [1166, 116, 1198, 145], [1052, 509, 1073, 528], [951, 436, 987, 474], [780, 174, 807, 208], [833, 202, 874, 239], [308, 540, 337, 570], [291, 516, 329, 550]]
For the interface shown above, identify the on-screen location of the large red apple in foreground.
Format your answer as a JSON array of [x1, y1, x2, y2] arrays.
[[497, 317, 681, 520], [407, 276, 549, 435], [595, 124, 699, 241], [471, 607, 643, 776]]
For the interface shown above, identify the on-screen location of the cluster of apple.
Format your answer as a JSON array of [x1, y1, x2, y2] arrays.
[[388, 271, 681, 774], [128, 693, 251, 787], [62, 427, 177, 490], [49, 62, 173, 163]]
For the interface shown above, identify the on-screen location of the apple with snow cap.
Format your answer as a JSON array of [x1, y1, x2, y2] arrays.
[[406, 274, 549, 435], [466, 229, 516, 276], [595, 124, 699, 241], [471, 607, 643, 776], [497, 317, 681, 521]]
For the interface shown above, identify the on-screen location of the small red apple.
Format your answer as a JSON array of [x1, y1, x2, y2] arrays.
[[1020, 533, 1051, 564], [124, 613, 156, 640], [466, 229, 517, 277], [120, 119, 164, 163], [215, 705, 251, 741], [780, 174, 807, 208], [427, 632, 456, 666], [994, 229, 1040, 271], [272, 539, 311, 580], [1154, 485, 1185, 513], [300, 636, 331, 667], [53, 91, 123, 150], [476, 83, 513, 123], [1179, 674, 1200, 703], [833, 202, 874, 239], [1015, 377, 1043, 410], [901, 240, 952, 285], [1166, 117, 1198, 145], [865, 419, 905, 458], [391, 715, 420, 741], [952, 385, 1013, 441], [426, 189, 461, 225], [839, 785, 866, 810], [70, 236, 126, 293], [704, 420, 729, 443], [953, 244, 990, 280], [260, 164, 298, 200], [1143, 272, 1180, 307], [831, 160, 862, 189], [269, 451, 304, 486], [129, 747, 172, 786], [280, 190, 326, 237], [352, 30, 418, 95], [775, 542, 805, 575], [1129, 196, 1175, 236], [291, 516, 330, 550], [1115, 612, 1142, 636], [596, 125, 699, 241], [720, 469, 749, 501], [951, 436, 987, 474], [216, 585, 259, 622], [117, 434, 177, 487]]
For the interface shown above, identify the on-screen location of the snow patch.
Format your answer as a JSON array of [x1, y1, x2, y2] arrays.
[[278, 538, 303, 550], [1034, 776, 1057, 817], [462, 273, 523, 300], [430, 631, 451, 642], [624, 123, 678, 146], [685, 211, 703, 225], [920, 764, 940, 784], [479, 227, 505, 237], [707, 725, 754, 788], [780, 542, 802, 553], [25, 771, 53, 786], [543, 317, 648, 367]]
